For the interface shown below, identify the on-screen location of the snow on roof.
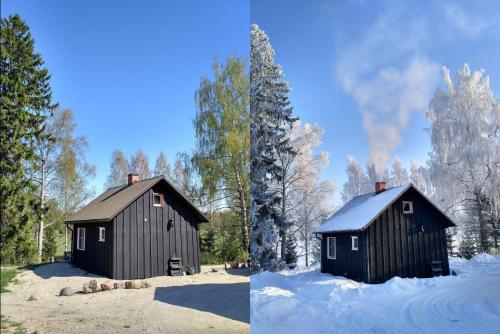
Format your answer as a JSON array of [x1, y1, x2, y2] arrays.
[[314, 184, 411, 233]]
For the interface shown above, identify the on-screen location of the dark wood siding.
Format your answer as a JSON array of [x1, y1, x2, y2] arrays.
[[112, 183, 201, 279], [71, 221, 113, 277], [320, 187, 451, 284], [320, 231, 368, 282], [365, 187, 450, 283]]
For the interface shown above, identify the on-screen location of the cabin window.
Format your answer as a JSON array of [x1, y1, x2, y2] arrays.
[[77, 228, 85, 251], [98, 227, 105, 242], [351, 236, 358, 250], [327, 237, 336, 259], [402, 201, 413, 214], [153, 193, 164, 207]]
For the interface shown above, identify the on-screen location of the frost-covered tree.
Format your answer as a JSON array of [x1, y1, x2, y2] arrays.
[[105, 150, 129, 188], [427, 64, 500, 253], [410, 159, 432, 195], [130, 149, 151, 180], [341, 156, 371, 202], [287, 122, 335, 266], [250, 24, 295, 271], [284, 233, 298, 267], [153, 151, 173, 181], [389, 157, 409, 187]]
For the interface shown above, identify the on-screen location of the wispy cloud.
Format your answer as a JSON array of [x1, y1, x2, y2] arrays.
[[335, 0, 497, 175]]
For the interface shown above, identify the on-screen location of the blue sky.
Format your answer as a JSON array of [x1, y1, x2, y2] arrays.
[[252, 0, 500, 203], [3, 0, 250, 193]]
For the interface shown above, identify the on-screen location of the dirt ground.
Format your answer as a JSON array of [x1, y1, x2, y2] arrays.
[[0, 263, 249, 334]]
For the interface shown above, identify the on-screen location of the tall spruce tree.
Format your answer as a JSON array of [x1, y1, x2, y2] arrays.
[[249, 24, 296, 271], [1, 15, 57, 264]]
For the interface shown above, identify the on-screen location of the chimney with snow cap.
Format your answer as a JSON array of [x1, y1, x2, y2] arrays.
[[375, 181, 386, 193], [128, 173, 139, 185]]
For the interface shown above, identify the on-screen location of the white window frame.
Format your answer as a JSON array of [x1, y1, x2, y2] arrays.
[[152, 193, 163, 207], [327, 237, 336, 260], [351, 236, 359, 251], [77, 227, 85, 251], [98, 227, 105, 242], [402, 201, 413, 214]]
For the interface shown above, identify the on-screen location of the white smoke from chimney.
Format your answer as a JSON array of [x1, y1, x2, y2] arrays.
[[353, 58, 440, 175], [335, 7, 440, 175]]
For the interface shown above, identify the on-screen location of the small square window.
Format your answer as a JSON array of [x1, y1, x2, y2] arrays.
[[327, 237, 336, 259], [98, 227, 105, 242], [351, 236, 358, 250], [403, 201, 413, 214], [153, 193, 164, 207]]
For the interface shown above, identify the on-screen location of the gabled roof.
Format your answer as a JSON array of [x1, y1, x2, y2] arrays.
[[314, 183, 455, 233], [66, 176, 209, 224]]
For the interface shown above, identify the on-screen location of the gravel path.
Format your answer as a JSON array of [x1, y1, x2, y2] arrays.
[[1, 263, 249, 334]]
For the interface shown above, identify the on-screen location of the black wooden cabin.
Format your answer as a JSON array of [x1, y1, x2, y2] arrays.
[[65, 174, 209, 279], [314, 182, 455, 284]]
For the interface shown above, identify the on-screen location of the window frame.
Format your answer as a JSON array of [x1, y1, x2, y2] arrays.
[[351, 236, 359, 251], [77, 227, 85, 251], [98, 227, 105, 242], [152, 192, 164, 207], [327, 237, 336, 260], [402, 201, 414, 214]]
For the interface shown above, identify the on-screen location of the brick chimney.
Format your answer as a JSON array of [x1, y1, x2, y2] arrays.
[[128, 173, 139, 185], [375, 181, 386, 193]]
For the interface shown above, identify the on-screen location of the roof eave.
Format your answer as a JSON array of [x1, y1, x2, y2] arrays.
[[64, 218, 111, 224]]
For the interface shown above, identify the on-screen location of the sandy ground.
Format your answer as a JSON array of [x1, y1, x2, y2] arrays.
[[1, 263, 249, 334]]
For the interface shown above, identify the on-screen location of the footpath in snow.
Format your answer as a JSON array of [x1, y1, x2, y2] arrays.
[[250, 254, 500, 334]]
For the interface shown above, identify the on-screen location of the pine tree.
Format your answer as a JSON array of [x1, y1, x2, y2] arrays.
[[250, 24, 296, 272], [1, 15, 57, 264], [459, 228, 477, 259], [42, 227, 58, 262], [284, 233, 298, 267]]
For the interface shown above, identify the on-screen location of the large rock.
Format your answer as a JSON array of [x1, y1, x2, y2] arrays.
[[28, 295, 39, 301], [101, 280, 113, 291], [59, 287, 75, 296], [89, 279, 98, 293], [125, 280, 142, 289], [113, 282, 125, 289]]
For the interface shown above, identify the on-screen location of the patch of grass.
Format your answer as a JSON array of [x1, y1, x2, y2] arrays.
[[0, 314, 27, 334], [1, 268, 18, 293]]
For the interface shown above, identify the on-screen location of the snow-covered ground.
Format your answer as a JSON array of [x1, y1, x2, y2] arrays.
[[251, 254, 500, 334]]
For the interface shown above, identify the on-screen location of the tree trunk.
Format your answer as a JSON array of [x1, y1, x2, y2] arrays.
[[305, 229, 309, 267], [37, 165, 45, 264], [64, 225, 68, 253], [235, 171, 249, 250], [280, 182, 287, 260], [239, 190, 249, 250]]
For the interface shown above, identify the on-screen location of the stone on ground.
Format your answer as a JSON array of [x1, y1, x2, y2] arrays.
[[59, 287, 75, 296]]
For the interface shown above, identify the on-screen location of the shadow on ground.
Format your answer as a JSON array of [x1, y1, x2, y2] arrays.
[[154, 282, 250, 323], [225, 268, 250, 277], [30, 263, 99, 279]]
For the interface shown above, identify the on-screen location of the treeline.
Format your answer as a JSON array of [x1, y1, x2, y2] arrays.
[[249, 25, 335, 272], [1, 15, 95, 264], [342, 64, 500, 259]]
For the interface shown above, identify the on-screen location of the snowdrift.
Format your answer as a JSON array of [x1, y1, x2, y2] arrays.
[[251, 254, 500, 334]]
